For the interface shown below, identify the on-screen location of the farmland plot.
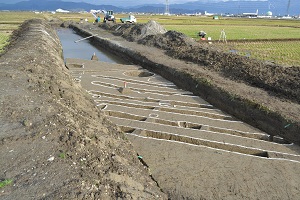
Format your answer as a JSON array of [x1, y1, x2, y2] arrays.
[[216, 40, 300, 66]]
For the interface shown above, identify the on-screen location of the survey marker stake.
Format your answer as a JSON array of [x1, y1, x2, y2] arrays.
[[74, 34, 98, 43]]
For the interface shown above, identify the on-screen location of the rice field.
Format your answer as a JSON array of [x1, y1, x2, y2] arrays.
[[0, 12, 300, 66], [163, 24, 300, 40], [0, 33, 9, 53], [0, 12, 44, 52], [215, 40, 300, 66], [138, 15, 300, 66]]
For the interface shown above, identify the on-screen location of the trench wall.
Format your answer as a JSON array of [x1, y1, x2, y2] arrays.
[[69, 23, 300, 145], [176, 46, 300, 103]]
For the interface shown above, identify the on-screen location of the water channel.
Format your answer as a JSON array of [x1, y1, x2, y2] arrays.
[[56, 28, 130, 64]]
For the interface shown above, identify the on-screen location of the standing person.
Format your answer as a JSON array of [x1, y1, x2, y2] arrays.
[[95, 16, 101, 23]]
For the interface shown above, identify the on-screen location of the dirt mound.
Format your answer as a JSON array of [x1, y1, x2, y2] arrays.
[[138, 30, 196, 50], [99, 20, 167, 42], [166, 44, 300, 103], [137, 20, 167, 39], [0, 19, 167, 199]]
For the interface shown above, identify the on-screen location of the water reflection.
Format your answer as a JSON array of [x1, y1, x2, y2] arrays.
[[56, 28, 129, 64]]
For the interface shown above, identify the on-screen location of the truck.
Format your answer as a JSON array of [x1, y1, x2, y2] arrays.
[[120, 15, 137, 23]]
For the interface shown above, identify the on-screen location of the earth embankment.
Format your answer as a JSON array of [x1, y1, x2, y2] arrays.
[[0, 19, 167, 199]]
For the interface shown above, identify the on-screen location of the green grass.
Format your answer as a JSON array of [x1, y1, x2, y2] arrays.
[[215, 40, 300, 66], [0, 32, 10, 53], [58, 152, 66, 159], [135, 15, 300, 40], [0, 12, 45, 52], [163, 24, 300, 40], [0, 11, 42, 23], [0, 179, 12, 188], [136, 15, 300, 27]]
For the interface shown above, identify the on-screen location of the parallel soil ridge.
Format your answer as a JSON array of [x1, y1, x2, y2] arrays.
[[68, 21, 300, 145], [66, 58, 300, 200], [0, 19, 167, 199]]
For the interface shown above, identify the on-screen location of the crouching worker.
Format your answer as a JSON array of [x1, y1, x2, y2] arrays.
[[199, 31, 206, 40]]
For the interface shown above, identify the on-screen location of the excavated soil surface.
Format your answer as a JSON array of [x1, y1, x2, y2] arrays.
[[73, 20, 300, 144], [65, 57, 300, 200], [0, 18, 300, 200]]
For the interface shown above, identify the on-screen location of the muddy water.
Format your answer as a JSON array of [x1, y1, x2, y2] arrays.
[[56, 28, 129, 64]]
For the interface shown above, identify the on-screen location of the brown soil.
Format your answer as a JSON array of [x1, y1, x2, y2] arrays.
[[1, 18, 300, 200], [0, 19, 166, 199]]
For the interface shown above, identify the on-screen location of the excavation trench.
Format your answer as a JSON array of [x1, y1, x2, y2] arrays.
[[119, 126, 300, 162], [3, 19, 300, 200], [120, 126, 268, 158], [98, 99, 231, 120], [92, 80, 179, 95], [59, 24, 293, 147], [55, 22, 300, 200], [104, 109, 288, 145], [91, 90, 215, 109], [68, 22, 300, 145], [93, 75, 177, 88], [57, 28, 129, 64]]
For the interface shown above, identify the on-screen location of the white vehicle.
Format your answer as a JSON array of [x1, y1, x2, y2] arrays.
[[120, 15, 137, 23], [90, 10, 116, 23]]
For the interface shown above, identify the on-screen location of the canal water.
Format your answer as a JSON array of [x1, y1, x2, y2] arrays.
[[56, 28, 129, 64]]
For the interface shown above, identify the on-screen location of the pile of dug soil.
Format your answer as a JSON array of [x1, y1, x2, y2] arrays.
[[99, 20, 167, 42], [0, 19, 167, 199], [138, 30, 196, 50]]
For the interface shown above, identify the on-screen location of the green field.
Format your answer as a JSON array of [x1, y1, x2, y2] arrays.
[[0, 12, 44, 52], [135, 15, 300, 66], [0, 12, 300, 66]]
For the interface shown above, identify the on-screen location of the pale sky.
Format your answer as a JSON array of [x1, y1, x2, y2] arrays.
[[64, 0, 200, 6], [0, 0, 268, 7], [0, 0, 211, 6]]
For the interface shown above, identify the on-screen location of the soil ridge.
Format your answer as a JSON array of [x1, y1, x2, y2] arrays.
[[0, 19, 167, 199]]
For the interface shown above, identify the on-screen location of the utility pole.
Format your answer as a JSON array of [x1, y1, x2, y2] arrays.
[[286, 0, 291, 16], [165, 0, 170, 15]]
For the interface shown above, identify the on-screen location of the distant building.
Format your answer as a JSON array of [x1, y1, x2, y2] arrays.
[[242, 9, 258, 18], [56, 8, 70, 13], [266, 11, 273, 16]]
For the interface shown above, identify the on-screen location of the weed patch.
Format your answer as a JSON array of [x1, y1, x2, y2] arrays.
[[0, 179, 12, 188]]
